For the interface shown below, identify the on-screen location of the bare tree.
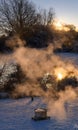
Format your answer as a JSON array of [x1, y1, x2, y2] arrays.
[[38, 8, 55, 26], [0, 0, 38, 36]]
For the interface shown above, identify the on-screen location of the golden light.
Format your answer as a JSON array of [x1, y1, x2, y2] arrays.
[[54, 67, 67, 81], [57, 73, 63, 80], [76, 27, 78, 32], [55, 21, 62, 29], [53, 19, 70, 31], [53, 19, 64, 30]]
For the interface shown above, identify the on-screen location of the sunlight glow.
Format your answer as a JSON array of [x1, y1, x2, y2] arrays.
[[57, 73, 63, 80], [54, 67, 67, 81], [53, 19, 70, 31], [76, 27, 78, 32], [53, 19, 63, 30], [55, 21, 62, 29]]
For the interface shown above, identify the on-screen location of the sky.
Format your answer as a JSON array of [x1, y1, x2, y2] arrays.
[[32, 0, 78, 28]]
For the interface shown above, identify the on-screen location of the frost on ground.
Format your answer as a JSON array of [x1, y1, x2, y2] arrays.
[[0, 97, 78, 130], [0, 53, 78, 130]]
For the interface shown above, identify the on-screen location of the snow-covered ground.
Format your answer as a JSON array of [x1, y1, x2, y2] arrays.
[[0, 53, 78, 130], [57, 52, 78, 66], [0, 97, 78, 130]]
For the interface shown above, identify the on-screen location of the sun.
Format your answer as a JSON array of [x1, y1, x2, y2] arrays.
[[57, 73, 63, 80], [55, 21, 62, 28], [53, 19, 63, 30], [53, 19, 71, 31], [54, 67, 67, 81]]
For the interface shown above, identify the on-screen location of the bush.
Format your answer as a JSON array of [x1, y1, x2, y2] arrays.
[[0, 35, 7, 52], [57, 76, 78, 91], [0, 61, 26, 92], [40, 73, 78, 92], [40, 73, 57, 91], [26, 25, 53, 48]]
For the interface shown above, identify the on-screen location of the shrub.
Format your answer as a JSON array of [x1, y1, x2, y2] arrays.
[[26, 25, 53, 48], [0, 61, 26, 92]]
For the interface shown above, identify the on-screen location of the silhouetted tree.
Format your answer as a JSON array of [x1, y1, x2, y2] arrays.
[[64, 24, 76, 31], [27, 25, 53, 48], [0, 0, 39, 36], [38, 8, 54, 26], [0, 62, 26, 92], [0, 0, 55, 49]]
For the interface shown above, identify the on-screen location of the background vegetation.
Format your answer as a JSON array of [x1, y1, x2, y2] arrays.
[[0, 0, 78, 98]]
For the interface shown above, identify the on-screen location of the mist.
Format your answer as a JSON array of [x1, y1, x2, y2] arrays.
[[0, 36, 78, 120], [47, 87, 77, 120]]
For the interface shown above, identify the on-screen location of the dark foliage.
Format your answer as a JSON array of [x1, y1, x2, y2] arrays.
[[53, 29, 78, 53], [57, 76, 78, 91], [40, 73, 78, 92], [40, 73, 57, 91], [0, 0, 54, 50], [0, 0, 39, 36], [26, 25, 53, 48], [0, 62, 26, 92], [0, 35, 14, 53], [5, 65, 26, 92]]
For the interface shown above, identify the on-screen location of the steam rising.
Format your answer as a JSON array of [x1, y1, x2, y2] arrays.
[[1, 36, 78, 120], [12, 40, 78, 120], [47, 87, 77, 120]]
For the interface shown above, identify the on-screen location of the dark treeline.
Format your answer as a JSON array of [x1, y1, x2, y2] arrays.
[[53, 25, 78, 53], [0, 0, 78, 99], [0, 0, 78, 53], [0, 0, 54, 52]]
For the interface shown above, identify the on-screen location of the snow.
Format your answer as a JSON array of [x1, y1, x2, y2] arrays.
[[57, 52, 78, 65], [0, 98, 48, 130], [0, 53, 78, 130], [0, 97, 78, 130]]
